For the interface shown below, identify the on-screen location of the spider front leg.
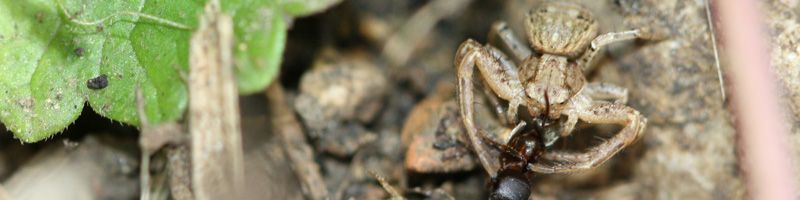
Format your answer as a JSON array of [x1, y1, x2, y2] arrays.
[[529, 103, 646, 174], [554, 83, 629, 141], [577, 28, 666, 72], [583, 82, 628, 104], [489, 21, 533, 62], [481, 79, 512, 126], [455, 39, 527, 177]]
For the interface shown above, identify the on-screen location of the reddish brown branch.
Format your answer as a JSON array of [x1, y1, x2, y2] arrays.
[[713, 0, 798, 198]]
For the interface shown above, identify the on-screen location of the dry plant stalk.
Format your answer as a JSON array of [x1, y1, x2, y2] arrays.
[[166, 145, 194, 200], [188, 0, 245, 199], [136, 88, 188, 200], [266, 83, 329, 200], [368, 170, 405, 200]]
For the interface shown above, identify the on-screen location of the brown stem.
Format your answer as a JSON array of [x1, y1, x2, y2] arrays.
[[266, 83, 330, 200]]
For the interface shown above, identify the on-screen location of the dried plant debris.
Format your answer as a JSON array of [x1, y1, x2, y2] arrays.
[[268, 84, 330, 200], [403, 92, 476, 173], [187, 1, 244, 199], [294, 49, 388, 157], [165, 145, 194, 200], [403, 83, 511, 174]]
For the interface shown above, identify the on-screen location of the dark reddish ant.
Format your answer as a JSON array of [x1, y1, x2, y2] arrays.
[[478, 92, 556, 200], [480, 128, 544, 199]]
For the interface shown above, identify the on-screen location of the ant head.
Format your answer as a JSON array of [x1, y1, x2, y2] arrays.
[[490, 171, 531, 200], [528, 115, 560, 147]]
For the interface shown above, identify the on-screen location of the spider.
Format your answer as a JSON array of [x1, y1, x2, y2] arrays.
[[454, 2, 661, 199]]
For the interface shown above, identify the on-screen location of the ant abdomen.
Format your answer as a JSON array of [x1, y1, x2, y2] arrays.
[[490, 170, 532, 200]]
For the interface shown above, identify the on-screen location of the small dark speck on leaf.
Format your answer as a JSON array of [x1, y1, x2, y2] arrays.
[[87, 75, 109, 90], [74, 47, 85, 57], [36, 12, 44, 23]]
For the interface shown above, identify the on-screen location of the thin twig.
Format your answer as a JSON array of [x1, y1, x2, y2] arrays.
[[266, 83, 329, 200], [705, 0, 726, 102], [368, 170, 405, 200], [136, 88, 187, 200], [136, 88, 152, 200]]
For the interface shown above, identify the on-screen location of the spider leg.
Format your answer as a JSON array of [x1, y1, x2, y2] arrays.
[[456, 39, 527, 177], [487, 46, 525, 125], [577, 28, 665, 73], [583, 82, 629, 104], [489, 21, 533, 62], [480, 79, 511, 125], [529, 103, 646, 174]]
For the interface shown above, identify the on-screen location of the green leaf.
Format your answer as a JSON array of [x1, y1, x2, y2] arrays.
[[281, 0, 343, 17], [223, 0, 287, 94], [0, 0, 340, 142], [0, 0, 203, 142], [228, 0, 342, 94]]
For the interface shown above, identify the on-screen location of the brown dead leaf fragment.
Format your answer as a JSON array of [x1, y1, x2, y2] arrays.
[[404, 97, 476, 173], [188, 0, 244, 199], [403, 83, 508, 174]]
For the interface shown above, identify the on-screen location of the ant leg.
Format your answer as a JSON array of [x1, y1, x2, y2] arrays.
[[478, 124, 527, 163], [583, 82, 629, 104], [455, 39, 526, 177], [478, 130, 519, 160], [529, 103, 646, 174], [489, 21, 533, 62], [577, 28, 666, 73]]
